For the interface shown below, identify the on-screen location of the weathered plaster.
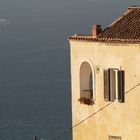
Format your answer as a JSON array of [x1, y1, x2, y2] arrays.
[[69, 40, 140, 140]]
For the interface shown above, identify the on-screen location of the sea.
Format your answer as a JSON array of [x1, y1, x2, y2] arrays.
[[0, 0, 139, 140], [0, 16, 71, 140]]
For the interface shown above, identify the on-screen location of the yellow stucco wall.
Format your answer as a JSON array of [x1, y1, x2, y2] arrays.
[[69, 40, 140, 140]]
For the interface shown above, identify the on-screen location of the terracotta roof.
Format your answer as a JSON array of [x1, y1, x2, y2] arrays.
[[97, 6, 140, 43], [69, 6, 140, 44]]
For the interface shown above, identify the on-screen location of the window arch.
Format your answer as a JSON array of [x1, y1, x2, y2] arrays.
[[79, 62, 94, 105]]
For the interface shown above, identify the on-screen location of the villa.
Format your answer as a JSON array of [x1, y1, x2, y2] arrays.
[[69, 6, 140, 140]]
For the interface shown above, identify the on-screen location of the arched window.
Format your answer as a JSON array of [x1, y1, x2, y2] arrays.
[[79, 62, 94, 105]]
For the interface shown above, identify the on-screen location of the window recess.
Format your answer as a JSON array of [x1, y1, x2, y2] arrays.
[[79, 62, 94, 105], [104, 68, 125, 103]]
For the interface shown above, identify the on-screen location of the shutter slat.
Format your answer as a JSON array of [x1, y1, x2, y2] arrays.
[[109, 69, 116, 102], [118, 70, 125, 103], [104, 70, 110, 101]]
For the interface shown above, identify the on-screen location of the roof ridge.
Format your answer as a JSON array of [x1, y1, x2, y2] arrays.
[[105, 6, 140, 29], [107, 9, 132, 28], [128, 6, 140, 9]]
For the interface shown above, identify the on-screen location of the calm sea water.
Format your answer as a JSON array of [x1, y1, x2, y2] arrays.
[[0, 0, 139, 139], [0, 16, 71, 140]]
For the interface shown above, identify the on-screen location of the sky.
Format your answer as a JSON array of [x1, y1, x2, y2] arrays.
[[0, 0, 139, 46], [0, 0, 139, 19], [0, 0, 139, 14]]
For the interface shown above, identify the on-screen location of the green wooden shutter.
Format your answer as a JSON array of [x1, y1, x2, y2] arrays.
[[104, 69, 110, 101], [109, 69, 116, 102], [118, 70, 125, 103]]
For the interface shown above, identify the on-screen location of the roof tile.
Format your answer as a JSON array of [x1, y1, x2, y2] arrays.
[[97, 7, 140, 43]]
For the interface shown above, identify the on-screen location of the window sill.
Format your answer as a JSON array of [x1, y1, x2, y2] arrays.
[[78, 97, 94, 105]]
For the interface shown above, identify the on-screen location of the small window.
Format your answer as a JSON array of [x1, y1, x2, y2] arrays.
[[104, 68, 125, 103], [79, 62, 94, 105], [109, 136, 121, 140]]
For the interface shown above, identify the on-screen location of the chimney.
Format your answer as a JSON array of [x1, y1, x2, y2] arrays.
[[92, 25, 102, 38]]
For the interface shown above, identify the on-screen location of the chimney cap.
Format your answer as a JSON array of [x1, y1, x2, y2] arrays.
[[92, 24, 102, 28]]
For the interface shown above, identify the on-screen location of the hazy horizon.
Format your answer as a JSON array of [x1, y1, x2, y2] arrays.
[[0, 0, 139, 47], [0, 0, 139, 34]]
